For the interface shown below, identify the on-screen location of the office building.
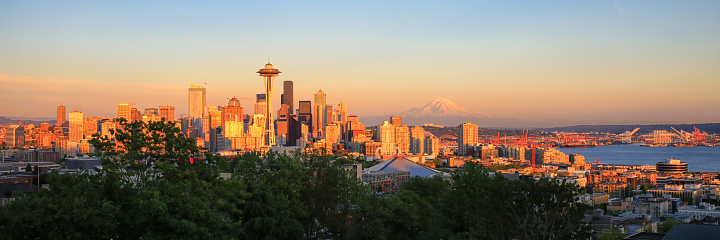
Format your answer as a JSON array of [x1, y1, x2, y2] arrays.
[[378, 121, 396, 155], [314, 90, 326, 134], [395, 125, 410, 154], [410, 126, 425, 155], [57, 105, 66, 127], [276, 104, 290, 137], [5, 125, 25, 148], [282, 80, 293, 114], [298, 100, 312, 131], [223, 98, 244, 122], [336, 101, 347, 123], [656, 159, 688, 174], [390, 116, 402, 127], [254, 93, 267, 115], [83, 117, 99, 137], [207, 106, 223, 130], [326, 104, 334, 127], [130, 107, 142, 122], [159, 105, 175, 122], [117, 103, 131, 121], [188, 85, 207, 131], [69, 110, 84, 142], [223, 97, 244, 140]]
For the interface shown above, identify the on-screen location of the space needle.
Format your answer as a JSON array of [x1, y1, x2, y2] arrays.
[[257, 62, 281, 146]]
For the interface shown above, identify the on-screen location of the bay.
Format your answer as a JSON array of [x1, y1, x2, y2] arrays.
[[556, 144, 720, 173]]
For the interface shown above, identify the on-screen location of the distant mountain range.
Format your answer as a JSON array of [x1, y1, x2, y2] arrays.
[[0, 116, 55, 126], [361, 98, 586, 128], [359, 98, 720, 131], [397, 98, 489, 118]]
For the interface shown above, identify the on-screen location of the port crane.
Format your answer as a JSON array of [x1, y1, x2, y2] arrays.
[[670, 127, 691, 143], [618, 128, 640, 144]]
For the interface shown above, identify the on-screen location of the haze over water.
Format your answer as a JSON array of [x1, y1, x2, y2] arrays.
[[557, 144, 720, 172]]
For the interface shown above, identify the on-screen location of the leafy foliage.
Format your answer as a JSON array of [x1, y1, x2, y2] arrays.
[[595, 228, 627, 240], [658, 218, 684, 233]]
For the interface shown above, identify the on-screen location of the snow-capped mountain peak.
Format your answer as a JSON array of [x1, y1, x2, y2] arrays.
[[399, 98, 488, 117]]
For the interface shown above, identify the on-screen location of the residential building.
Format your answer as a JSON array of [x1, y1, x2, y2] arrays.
[[410, 126, 425, 155], [457, 122, 478, 156], [159, 105, 175, 122]]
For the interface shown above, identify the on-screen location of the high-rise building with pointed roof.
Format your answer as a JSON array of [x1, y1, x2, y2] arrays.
[[313, 90, 327, 135]]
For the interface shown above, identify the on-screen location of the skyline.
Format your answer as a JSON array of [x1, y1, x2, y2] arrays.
[[1, 1, 719, 124]]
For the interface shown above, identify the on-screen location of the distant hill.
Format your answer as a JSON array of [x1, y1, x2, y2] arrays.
[[533, 123, 720, 135], [0, 116, 54, 126]]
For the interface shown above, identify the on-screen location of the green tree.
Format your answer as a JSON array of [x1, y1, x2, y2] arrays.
[[506, 177, 592, 239], [443, 162, 516, 239], [658, 218, 683, 233], [0, 119, 248, 239], [682, 195, 695, 205], [433, 158, 442, 167], [402, 175, 450, 206], [595, 228, 626, 240], [25, 163, 32, 172]]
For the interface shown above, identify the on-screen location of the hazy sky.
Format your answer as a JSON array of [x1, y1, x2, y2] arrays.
[[1, 1, 719, 124]]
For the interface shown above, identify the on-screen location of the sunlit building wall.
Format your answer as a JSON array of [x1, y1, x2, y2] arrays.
[[69, 110, 84, 142], [117, 103, 131, 121], [57, 105, 66, 127], [410, 126, 425, 155], [395, 125, 410, 154], [313, 90, 326, 134], [457, 122, 478, 156], [159, 105, 175, 122]]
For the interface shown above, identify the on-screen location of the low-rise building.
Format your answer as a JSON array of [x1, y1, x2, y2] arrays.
[[591, 181, 631, 199], [629, 194, 670, 217], [575, 193, 609, 206], [677, 203, 720, 220]]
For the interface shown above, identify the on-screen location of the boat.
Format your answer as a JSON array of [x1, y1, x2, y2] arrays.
[[672, 143, 696, 147], [640, 143, 667, 147], [559, 143, 596, 148]]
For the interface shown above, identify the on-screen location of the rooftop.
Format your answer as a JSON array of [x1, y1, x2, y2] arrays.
[[365, 157, 444, 178]]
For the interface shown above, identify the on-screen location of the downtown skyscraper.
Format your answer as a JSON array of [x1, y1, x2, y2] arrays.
[[313, 90, 326, 135], [69, 110, 84, 142], [57, 105, 66, 127], [282, 80, 293, 114], [188, 85, 207, 133]]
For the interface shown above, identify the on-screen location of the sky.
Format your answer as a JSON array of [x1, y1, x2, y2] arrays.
[[1, 1, 719, 124]]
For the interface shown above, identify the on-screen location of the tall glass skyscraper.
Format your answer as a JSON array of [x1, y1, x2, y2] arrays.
[[282, 80, 293, 114], [188, 85, 206, 134], [69, 110, 84, 142], [313, 90, 326, 134]]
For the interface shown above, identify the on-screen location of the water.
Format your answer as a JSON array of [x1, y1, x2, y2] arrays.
[[556, 144, 720, 172]]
